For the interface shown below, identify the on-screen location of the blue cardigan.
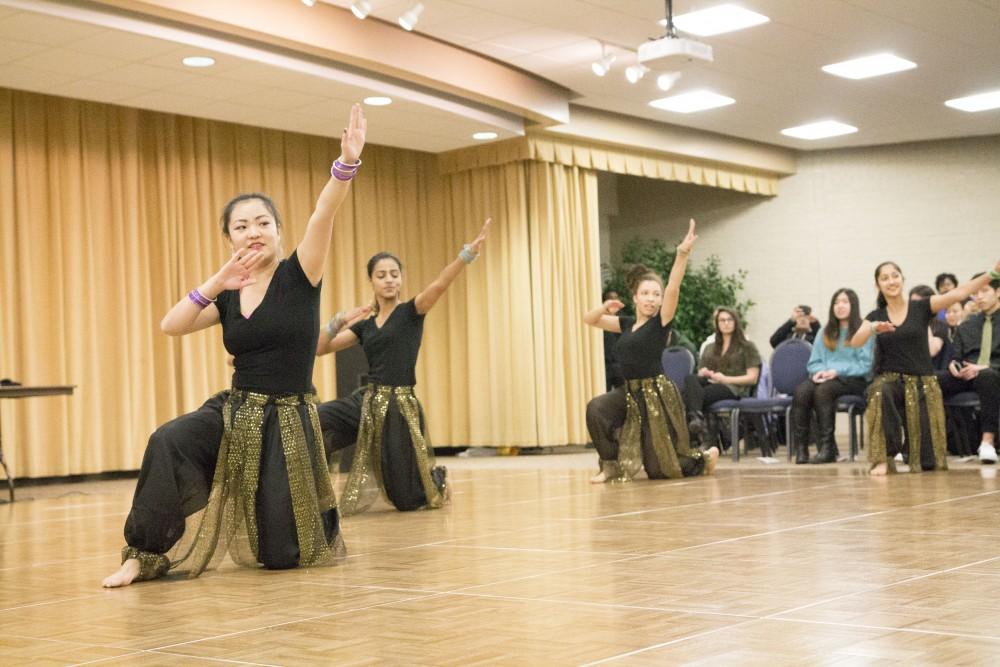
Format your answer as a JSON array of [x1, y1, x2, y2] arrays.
[[806, 328, 874, 378]]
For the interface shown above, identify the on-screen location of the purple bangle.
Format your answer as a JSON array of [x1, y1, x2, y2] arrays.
[[188, 289, 212, 308], [331, 158, 361, 181]]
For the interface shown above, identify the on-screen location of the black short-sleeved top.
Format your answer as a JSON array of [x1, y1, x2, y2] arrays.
[[216, 251, 319, 394], [866, 298, 935, 375], [350, 299, 425, 387], [614, 314, 671, 380]]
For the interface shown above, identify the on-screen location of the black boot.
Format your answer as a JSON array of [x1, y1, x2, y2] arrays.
[[810, 414, 839, 464], [791, 407, 811, 464]]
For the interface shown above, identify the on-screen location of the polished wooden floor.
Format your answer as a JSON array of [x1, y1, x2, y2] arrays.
[[3, 452, 1000, 666]]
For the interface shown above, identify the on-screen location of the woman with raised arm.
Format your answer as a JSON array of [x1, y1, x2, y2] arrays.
[[584, 220, 719, 484], [850, 259, 1000, 475], [316, 219, 492, 515], [102, 105, 367, 587]]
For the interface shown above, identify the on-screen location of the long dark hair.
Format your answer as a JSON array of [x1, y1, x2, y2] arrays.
[[366, 252, 403, 315], [823, 288, 862, 350], [220, 193, 282, 237], [874, 261, 903, 309], [712, 306, 748, 358]]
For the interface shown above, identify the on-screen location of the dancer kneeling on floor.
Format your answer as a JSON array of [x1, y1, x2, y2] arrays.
[[102, 104, 367, 587], [584, 220, 719, 483], [317, 219, 492, 515]]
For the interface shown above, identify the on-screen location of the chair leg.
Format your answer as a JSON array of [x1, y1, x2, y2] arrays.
[[731, 409, 740, 462], [847, 406, 856, 462], [785, 407, 794, 461]]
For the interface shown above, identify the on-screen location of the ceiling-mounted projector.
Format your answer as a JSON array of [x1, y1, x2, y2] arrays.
[[638, 36, 713, 65]]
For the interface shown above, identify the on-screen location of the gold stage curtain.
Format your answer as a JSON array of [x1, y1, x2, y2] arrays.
[[0, 88, 604, 477], [433, 162, 605, 447], [438, 134, 779, 196]]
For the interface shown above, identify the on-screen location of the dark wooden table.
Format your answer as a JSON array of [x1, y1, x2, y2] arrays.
[[0, 385, 75, 502]]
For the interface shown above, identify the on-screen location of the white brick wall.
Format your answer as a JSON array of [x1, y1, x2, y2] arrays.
[[605, 135, 1000, 355]]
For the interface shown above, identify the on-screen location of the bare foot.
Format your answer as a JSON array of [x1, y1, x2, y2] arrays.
[[705, 447, 720, 475], [102, 558, 141, 588], [590, 470, 608, 484], [869, 463, 888, 477]]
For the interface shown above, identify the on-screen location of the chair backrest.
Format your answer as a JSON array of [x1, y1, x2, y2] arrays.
[[661, 346, 695, 387], [769, 339, 812, 395]]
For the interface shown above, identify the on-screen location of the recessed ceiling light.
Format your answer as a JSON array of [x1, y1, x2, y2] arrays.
[[649, 90, 735, 113], [661, 4, 769, 36], [822, 53, 916, 80], [182, 56, 215, 68], [301, 0, 316, 6], [781, 120, 858, 140], [473, 132, 498, 141], [363, 96, 392, 106], [945, 89, 1000, 112]]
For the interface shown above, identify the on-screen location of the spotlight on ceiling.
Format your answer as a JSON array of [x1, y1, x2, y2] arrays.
[[656, 71, 682, 91], [301, 0, 316, 6], [351, 1, 372, 18], [625, 63, 650, 84], [398, 3, 424, 31], [591, 45, 616, 77]]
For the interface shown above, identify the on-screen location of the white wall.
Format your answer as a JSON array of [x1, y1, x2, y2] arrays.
[[608, 134, 1000, 355]]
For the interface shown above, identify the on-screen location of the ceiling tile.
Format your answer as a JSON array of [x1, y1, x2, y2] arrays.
[[0, 11, 105, 46], [0, 38, 47, 65], [10, 49, 126, 78]]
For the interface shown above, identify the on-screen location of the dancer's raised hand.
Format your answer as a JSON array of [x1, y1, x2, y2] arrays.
[[467, 218, 493, 255], [677, 219, 697, 255], [340, 103, 367, 163]]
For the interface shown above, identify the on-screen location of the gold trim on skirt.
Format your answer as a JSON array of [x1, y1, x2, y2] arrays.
[[340, 384, 444, 516], [173, 390, 344, 577], [615, 374, 704, 482], [866, 372, 948, 472]]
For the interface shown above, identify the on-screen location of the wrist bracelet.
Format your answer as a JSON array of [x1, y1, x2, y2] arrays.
[[459, 244, 478, 264], [188, 288, 214, 309], [331, 158, 362, 182], [325, 311, 345, 337], [869, 320, 880, 336]]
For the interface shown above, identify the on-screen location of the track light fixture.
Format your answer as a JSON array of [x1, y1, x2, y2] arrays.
[[591, 44, 615, 77], [625, 63, 650, 84], [351, 1, 372, 19], [398, 3, 424, 31]]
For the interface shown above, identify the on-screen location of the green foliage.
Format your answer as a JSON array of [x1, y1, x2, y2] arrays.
[[603, 237, 754, 345]]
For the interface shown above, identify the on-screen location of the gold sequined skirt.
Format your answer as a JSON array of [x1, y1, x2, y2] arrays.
[[614, 374, 706, 482], [866, 372, 948, 472], [143, 389, 345, 580], [340, 383, 444, 516]]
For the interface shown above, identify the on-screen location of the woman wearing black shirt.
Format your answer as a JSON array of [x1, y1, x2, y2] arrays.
[[584, 221, 718, 483], [851, 260, 1000, 475], [103, 105, 367, 587], [317, 220, 492, 514]]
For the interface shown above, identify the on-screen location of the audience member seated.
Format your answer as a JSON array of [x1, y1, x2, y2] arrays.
[[944, 300, 966, 341], [791, 289, 873, 464], [770, 304, 820, 349], [939, 274, 1000, 464], [682, 307, 761, 449], [935, 272, 959, 321]]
